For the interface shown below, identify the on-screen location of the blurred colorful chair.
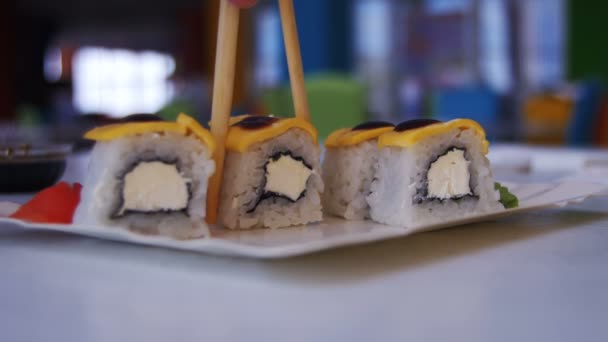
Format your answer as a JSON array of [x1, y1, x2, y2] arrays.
[[157, 100, 198, 122], [432, 85, 500, 138], [568, 81, 604, 146], [522, 92, 573, 145], [262, 74, 366, 138], [594, 97, 608, 146], [261, 86, 291, 118]]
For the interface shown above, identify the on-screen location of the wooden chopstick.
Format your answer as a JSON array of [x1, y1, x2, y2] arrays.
[[279, 0, 311, 122], [206, 0, 240, 224], [207, 0, 310, 224]]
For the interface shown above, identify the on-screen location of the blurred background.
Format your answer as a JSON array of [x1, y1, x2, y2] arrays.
[[1, 0, 607, 148]]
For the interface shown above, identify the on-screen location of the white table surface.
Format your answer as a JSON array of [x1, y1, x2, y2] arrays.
[[2, 147, 608, 342]]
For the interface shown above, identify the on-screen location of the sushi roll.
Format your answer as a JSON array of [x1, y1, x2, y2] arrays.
[[73, 114, 216, 239], [322, 121, 395, 220], [324, 118, 503, 227], [217, 115, 323, 229]]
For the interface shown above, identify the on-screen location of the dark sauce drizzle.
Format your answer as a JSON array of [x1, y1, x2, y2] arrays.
[[394, 119, 441, 132], [233, 116, 280, 130], [246, 151, 313, 213], [413, 147, 478, 204], [119, 113, 164, 123], [352, 121, 395, 131], [112, 157, 192, 218]]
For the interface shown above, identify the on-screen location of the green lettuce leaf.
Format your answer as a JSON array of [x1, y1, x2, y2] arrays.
[[494, 182, 519, 209]]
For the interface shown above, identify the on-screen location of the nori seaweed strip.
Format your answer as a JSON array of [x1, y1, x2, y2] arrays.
[[246, 151, 313, 213]]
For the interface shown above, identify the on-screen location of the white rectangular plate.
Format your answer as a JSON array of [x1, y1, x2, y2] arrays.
[[0, 181, 605, 259]]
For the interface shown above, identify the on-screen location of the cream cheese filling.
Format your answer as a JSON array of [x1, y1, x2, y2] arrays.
[[118, 161, 191, 215], [427, 148, 472, 199], [264, 154, 312, 201]]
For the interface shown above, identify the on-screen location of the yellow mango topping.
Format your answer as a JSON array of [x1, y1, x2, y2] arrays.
[[378, 118, 489, 154], [225, 115, 318, 152], [176, 113, 216, 154], [84, 114, 215, 154], [84, 122, 186, 141], [325, 127, 395, 148], [324, 128, 350, 147]]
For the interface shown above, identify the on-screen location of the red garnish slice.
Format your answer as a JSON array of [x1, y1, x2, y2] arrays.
[[10, 182, 82, 224]]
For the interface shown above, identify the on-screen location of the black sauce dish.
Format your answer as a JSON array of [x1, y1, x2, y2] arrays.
[[0, 144, 72, 193]]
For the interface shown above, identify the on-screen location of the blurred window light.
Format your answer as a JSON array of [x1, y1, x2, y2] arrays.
[[354, 0, 394, 118], [254, 6, 283, 88], [521, 0, 565, 89], [44, 48, 63, 82], [72, 47, 175, 117], [479, 0, 512, 93], [355, 0, 391, 62], [426, 0, 472, 15]]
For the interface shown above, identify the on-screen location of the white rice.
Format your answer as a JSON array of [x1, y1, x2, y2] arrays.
[[367, 127, 502, 227], [218, 129, 323, 229], [322, 140, 378, 220], [73, 132, 215, 239]]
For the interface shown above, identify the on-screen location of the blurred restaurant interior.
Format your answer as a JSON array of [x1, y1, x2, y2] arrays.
[[1, 0, 608, 148]]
